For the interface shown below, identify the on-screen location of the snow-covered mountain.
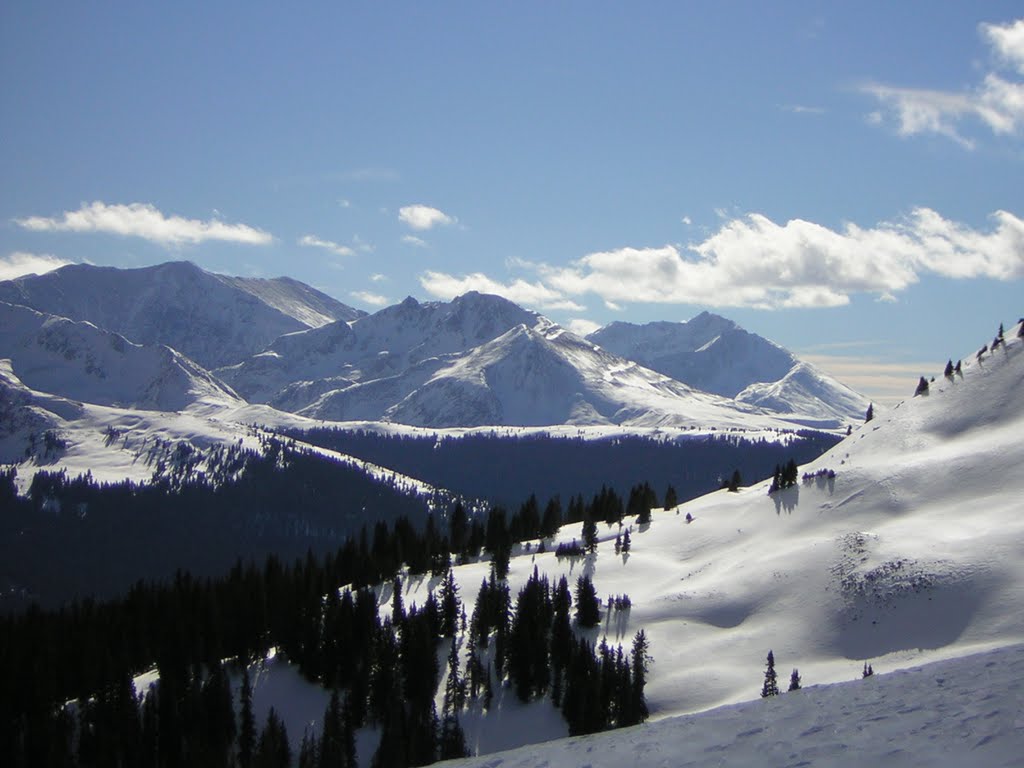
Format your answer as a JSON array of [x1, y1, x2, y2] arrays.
[[219, 291, 855, 430], [216, 291, 542, 405], [588, 313, 868, 424], [0, 300, 239, 412], [300, 322, 792, 429], [0, 261, 363, 368]]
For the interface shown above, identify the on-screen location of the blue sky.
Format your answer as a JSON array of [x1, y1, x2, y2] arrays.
[[1, 2, 1022, 403]]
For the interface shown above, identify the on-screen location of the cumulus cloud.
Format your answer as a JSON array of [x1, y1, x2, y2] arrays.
[[566, 318, 602, 337], [298, 234, 355, 258], [419, 270, 585, 311], [399, 204, 455, 231], [421, 208, 1022, 312], [351, 290, 390, 307], [0, 251, 73, 281], [862, 18, 1024, 145], [15, 201, 272, 246]]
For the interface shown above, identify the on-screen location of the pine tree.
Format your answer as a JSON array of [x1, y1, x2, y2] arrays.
[[727, 469, 742, 492], [914, 376, 929, 396], [788, 668, 801, 691], [621, 529, 631, 553], [663, 485, 678, 511], [439, 568, 461, 638], [865, 402, 874, 422], [238, 668, 256, 768], [862, 662, 874, 678], [581, 512, 598, 554], [944, 360, 954, 379], [254, 707, 290, 768], [574, 575, 600, 628], [761, 650, 779, 698]]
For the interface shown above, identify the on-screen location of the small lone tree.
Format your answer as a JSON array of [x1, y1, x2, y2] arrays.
[[865, 402, 874, 423], [788, 668, 802, 691], [761, 650, 779, 698], [914, 376, 929, 396], [862, 662, 874, 678], [943, 360, 954, 379], [663, 485, 678, 511], [727, 469, 742, 492]]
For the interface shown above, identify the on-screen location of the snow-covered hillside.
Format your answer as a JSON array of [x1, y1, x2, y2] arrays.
[[588, 313, 868, 424], [372, 320, 1023, 752], [0, 261, 362, 368], [0, 300, 239, 412], [442, 643, 1024, 768]]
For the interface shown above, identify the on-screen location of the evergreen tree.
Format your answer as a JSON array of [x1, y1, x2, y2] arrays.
[[663, 484, 678, 511], [788, 668, 801, 691], [581, 511, 598, 554], [621, 529, 631, 553], [439, 568, 461, 638], [238, 668, 256, 768], [727, 469, 742, 492], [298, 728, 318, 768], [944, 360, 954, 379], [865, 402, 874, 423], [625, 629, 649, 725], [391, 576, 405, 630], [862, 662, 874, 678], [438, 714, 469, 761], [914, 376, 929, 396], [541, 496, 563, 539], [253, 707, 290, 768], [761, 650, 779, 698], [574, 575, 600, 628]]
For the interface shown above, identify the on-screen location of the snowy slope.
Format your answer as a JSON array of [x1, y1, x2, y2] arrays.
[[588, 313, 868, 424], [443, 644, 1024, 768], [0, 261, 362, 368], [0, 300, 239, 412]]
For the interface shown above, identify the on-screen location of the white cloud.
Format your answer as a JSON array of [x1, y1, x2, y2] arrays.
[[419, 270, 585, 311], [862, 18, 1024, 146], [298, 235, 355, 258], [781, 104, 826, 115], [338, 198, 352, 209], [605, 300, 623, 311], [423, 207, 1022, 312], [15, 201, 272, 246], [0, 251, 73, 281], [399, 204, 455, 231], [402, 235, 429, 248], [369, 273, 388, 282], [350, 290, 390, 307], [681, 216, 692, 226], [982, 19, 1024, 75], [567, 318, 601, 337]]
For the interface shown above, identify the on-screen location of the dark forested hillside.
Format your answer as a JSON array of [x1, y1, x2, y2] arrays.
[[285, 428, 841, 506], [0, 438, 450, 611]]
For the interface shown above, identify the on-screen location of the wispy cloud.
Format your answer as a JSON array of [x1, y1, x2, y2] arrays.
[[402, 234, 429, 248], [399, 204, 456, 231], [0, 251, 73, 281], [781, 104, 826, 115], [298, 234, 355, 258], [862, 18, 1024, 147], [422, 207, 1023, 312], [369, 273, 388, 283], [419, 270, 584, 312], [350, 290, 390, 307], [803, 354, 939, 405], [15, 202, 273, 246]]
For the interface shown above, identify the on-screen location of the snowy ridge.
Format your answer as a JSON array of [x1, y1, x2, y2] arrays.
[[0, 261, 362, 368], [588, 313, 869, 424], [0, 300, 240, 412]]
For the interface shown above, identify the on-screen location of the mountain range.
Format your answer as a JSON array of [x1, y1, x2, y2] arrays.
[[0, 261, 868, 438]]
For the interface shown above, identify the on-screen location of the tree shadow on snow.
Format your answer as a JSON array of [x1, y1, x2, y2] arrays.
[[773, 485, 799, 515]]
